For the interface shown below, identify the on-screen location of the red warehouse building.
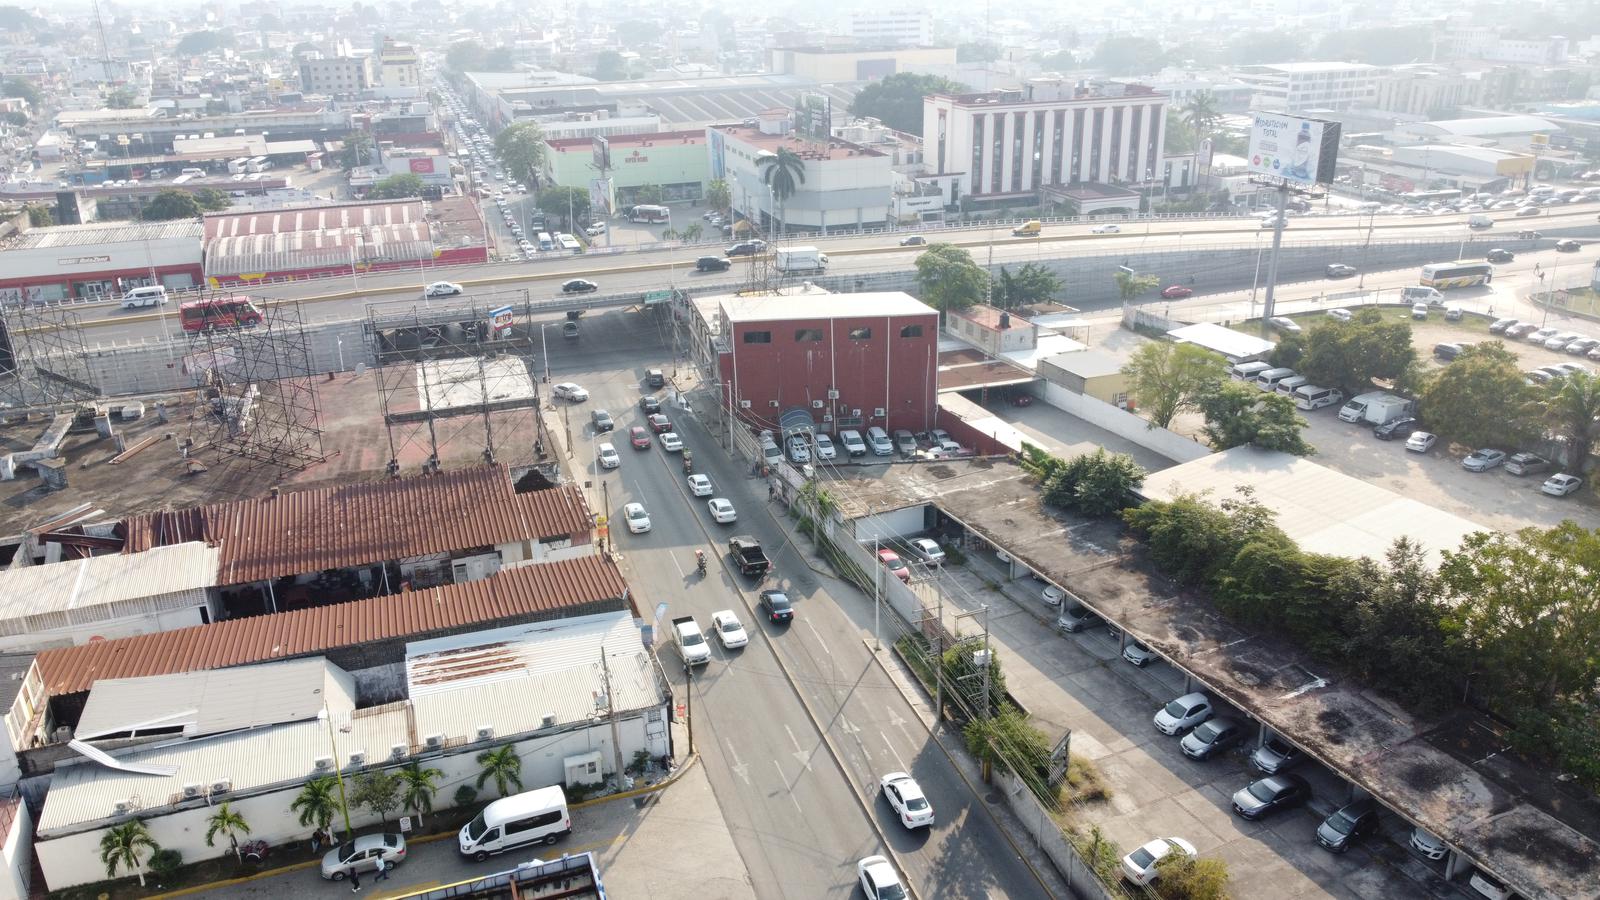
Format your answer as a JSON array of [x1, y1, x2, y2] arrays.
[[715, 292, 940, 435]]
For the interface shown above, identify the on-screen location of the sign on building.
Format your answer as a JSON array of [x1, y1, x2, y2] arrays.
[[489, 305, 515, 336], [1246, 113, 1341, 188], [592, 135, 610, 171], [795, 92, 833, 142]]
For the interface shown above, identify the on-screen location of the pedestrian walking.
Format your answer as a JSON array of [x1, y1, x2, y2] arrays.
[[349, 868, 362, 892], [310, 829, 322, 855], [374, 857, 390, 882]]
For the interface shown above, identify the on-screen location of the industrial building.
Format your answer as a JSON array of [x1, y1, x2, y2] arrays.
[[0, 220, 205, 305], [542, 130, 709, 209]]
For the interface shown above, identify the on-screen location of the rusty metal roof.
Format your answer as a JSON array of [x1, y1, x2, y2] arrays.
[[34, 555, 629, 697], [122, 466, 592, 585]]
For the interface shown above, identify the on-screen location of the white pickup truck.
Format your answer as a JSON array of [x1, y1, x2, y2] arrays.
[[672, 615, 711, 666]]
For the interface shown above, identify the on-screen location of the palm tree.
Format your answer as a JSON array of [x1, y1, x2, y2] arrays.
[[397, 762, 444, 828], [205, 801, 252, 864], [758, 147, 806, 237], [100, 821, 158, 887], [1183, 91, 1222, 189], [1542, 370, 1600, 473], [681, 222, 703, 243], [291, 776, 339, 836], [705, 178, 732, 217], [476, 745, 524, 799]]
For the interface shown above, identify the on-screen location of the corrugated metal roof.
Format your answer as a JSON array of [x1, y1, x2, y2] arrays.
[[74, 658, 355, 740], [6, 221, 203, 250], [0, 542, 219, 624], [122, 466, 592, 585], [406, 613, 638, 696], [202, 200, 427, 239], [35, 555, 629, 697], [203, 224, 435, 277]]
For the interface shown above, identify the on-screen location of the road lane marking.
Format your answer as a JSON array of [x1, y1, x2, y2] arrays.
[[783, 724, 812, 771], [804, 620, 831, 656], [882, 732, 909, 774], [774, 759, 803, 814], [725, 739, 751, 786]]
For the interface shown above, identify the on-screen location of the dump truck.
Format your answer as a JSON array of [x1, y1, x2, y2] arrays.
[[728, 535, 771, 577]]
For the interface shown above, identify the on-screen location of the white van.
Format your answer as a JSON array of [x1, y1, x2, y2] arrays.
[[1401, 286, 1442, 305], [118, 285, 168, 308], [1273, 375, 1310, 397], [1292, 385, 1344, 410], [537, 232, 554, 251], [458, 786, 570, 861], [1466, 214, 1493, 229], [865, 426, 894, 456], [1254, 367, 1298, 392], [1229, 361, 1272, 382], [839, 429, 867, 457]]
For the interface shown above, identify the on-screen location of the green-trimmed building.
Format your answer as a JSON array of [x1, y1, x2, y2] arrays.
[[541, 130, 710, 213]]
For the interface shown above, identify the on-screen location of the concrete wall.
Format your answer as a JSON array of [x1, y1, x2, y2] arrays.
[[995, 768, 1120, 900], [35, 710, 665, 891], [0, 800, 31, 900], [0, 603, 210, 654], [1037, 381, 1211, 464]]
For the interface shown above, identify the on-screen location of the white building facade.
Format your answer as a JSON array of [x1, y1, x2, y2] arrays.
[[708, 112, 892, 232], [922, 80, 1167, 203], [1238, 62, 1381, 113], [848, 11, 933, 48]]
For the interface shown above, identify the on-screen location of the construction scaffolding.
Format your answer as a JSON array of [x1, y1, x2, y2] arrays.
[[365, 291, 547, 476], [182, 299, 326, 471], [0, 303, 100, 412]]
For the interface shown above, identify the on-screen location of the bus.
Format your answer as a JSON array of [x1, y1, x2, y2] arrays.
[[1420, 262, 1494, 289], [180, 298, 264, 332], [1400, 189, 1464, 205], [628, 204, 670, 224]]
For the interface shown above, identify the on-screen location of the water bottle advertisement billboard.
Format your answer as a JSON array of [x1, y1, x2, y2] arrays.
[[1246, 113, 1340, 187]]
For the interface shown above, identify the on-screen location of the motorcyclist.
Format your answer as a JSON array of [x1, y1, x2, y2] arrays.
[[695, 549, 706, 574]]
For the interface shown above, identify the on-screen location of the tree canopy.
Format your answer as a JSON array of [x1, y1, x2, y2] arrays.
[[1091, 36, 1164, 76], [106, 88, 140, 109], [992, 263, 1061, 309], [1, 77, 40, 107], [1199, 381, 1314, 455], [1226, 30, 1303, 65], [537, 186, 591, 229], [957, 41, 1000, 63], [1295, 307, 1416, 395], [1114, 270, 1159, 301], [446, 39, 515, 73], [175, 30, 231, 57], [1315, 27, 1434, 65], [913, 243, 989, 316], [848, 72, 967, 135], [1122, 341, 1229, 428], [494, 121, 547, 190], [594, 50, 627, 81], [141, 190, 204, 221], [1536, 370, 1600, 474], [367, 173, 425, 199], [1417, 342, 1539, 449]]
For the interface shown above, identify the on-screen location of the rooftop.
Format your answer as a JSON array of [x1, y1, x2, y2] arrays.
[[1401, 115, 1562, 138], [1167, 322, 1276, 361], [1241, 61, 1379, 74], [949, 304, 1030, 331], [74, 658, 355, 741], [501, 75, 863, 129], [34, 554, 631, 698], [545, 130, 705, 151], [202, 200, 428, 239], [934, 84, 1161, 108], [719, 291, 933, 324], [1040, 349, 1125, 380], [122, 466, 592, 586], [710, 124, 887, 160], [0, 542, 219, 639], [0, 221, 202, 252]]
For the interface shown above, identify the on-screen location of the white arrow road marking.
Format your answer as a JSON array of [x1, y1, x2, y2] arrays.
[[725, 739, 750, 786], [774, 760, 803, 814], [784, 724, 812, 771]]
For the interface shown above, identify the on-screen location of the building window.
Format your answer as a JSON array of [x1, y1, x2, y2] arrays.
[[1125, 108, 1141, 180], [1147, 104, 1162, 180], [743, 331, 771, 344], [1011, 112, 1025, 192], [1108, 107, 1123, 181], [899, 324, 923, 338], [991, 113, 1004, 194], [971, 115, 984, 192], [848, 326, 872, 340], [1071, 109, 1085, 182], [1051, 110, 1065, 185], [1030, 111, 1044, 189], [793, 328, 823, 342], [1090, 109, 1104, 181]]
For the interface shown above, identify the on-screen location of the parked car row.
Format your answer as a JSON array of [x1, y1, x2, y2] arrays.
[[1490, 317, 1600, 360]]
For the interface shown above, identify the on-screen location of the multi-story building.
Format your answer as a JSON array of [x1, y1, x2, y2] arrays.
[[543, 130, 709, 209], [298, 52, 374, 96], [1372, 65, 1481, 118], [848, 11, 933, 48], [767, 45, 955, 82], [1237, 62, 1381, 113], [708, 111, 892, 233], [1481, 37, 1569, 66], [921, 79, 1166, 211], [376, 38, 420, 98]]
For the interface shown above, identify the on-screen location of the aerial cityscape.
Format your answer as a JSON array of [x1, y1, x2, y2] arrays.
[[0, 1, 1598, 898]]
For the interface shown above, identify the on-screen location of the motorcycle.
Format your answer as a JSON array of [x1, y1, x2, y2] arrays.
[[695, 550, 707, 575], [683, 450, 694, 475]]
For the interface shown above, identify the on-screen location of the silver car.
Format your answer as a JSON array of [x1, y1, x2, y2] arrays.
[[321, 833, 407, 880]]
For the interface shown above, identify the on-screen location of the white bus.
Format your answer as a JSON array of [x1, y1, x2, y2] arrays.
[[628, 204, 670, 224], [1420, 261, 1494, 289]]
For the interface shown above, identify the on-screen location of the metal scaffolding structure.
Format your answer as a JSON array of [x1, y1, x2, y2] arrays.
[[183, 300, 326, 470], [0, 303, 100, 412], [365, 290, 547, 476]]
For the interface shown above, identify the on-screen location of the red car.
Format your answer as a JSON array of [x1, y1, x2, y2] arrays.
[[648, 413, 672, 433], [629, 426, 651, 449], [1160, 285, 1193, 299], [877, 549, 910, 582]]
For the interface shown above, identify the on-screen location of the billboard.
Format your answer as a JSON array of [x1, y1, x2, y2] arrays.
[[1246, 113, 1341, 187], [408, 157, 436, 174], [796, 92, 832, 142], [589, 177, 613, 218], [592, 135, 610, 171]]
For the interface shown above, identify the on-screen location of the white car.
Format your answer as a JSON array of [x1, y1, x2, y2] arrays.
[[424, 281, 463, 298], [1123, 640, 1155, 667], [1405, 431, 1436, 453], [1543, 473, 1583, 496], [597, 442, 620, 469], [1090, 223, 1121, 234], [623, 502, 651, 534], [1153, 692, 1213, 735], [1327, 308, 1353, 322], [687, 473, 713, 496], [708, 498, 737, 524], [585, 222, 607, 236], [1041, 583, 1064, 606], [788, 436, 811, 463], [880, 772, 934, 829], [1120, 837, 1197, 885], [660, 432, 684, 452], [857, 856, 905, 900], [813, 434, 837, 460], [907, 537, 945, 566], [551, 382, 588, 402], [710, 610, 748, 649]]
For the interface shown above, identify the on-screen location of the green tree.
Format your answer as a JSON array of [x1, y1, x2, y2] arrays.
[[100, 821, 158, 887], [957, 41, 1001, 63], [1044, 449, 1147, 517], [594, 50, 627, 81], [1114, 269, 1160, 301], [291, 776, 340, 834], [1124, 490, 1284, 589], [1037, 50, 1076, 71], [1295, 308, 1416, 395], [1343, 539, 1460, 708], [1121, 341, 1229, 428], [22, 203, 51, 227], [482, 47, 516, 71], [397, 762, 444, 827], [759, 146, 805, 235], [1268, 331, 1304, 369], [141, 189, 203, 221], [993, 263, 1061, 309], [913, 243, 989, 317], [351, 770, 403, 826], [962, 704, 1052, 796], [1227, 29, 1303, 65], [704, 178, 731, 216], [537, 186, 591, 230], [1091, 36, 1164, 75], [1417, 342, 1539, 449], [204, 801, 251, 864], [1538, 370, 1600, 473], [1315, 26, 1434, 65], [445, 39, 489, 72], [175, 29, 230, 56], [1, 77, 40, 107], [847, 72, 967, 135], [340, 131, 376, 168], [493, 121, 547, 191], [106, 87, 140, 109], [476, 744, 524, 798], [1163, 109, 1196, 154], [633, 183, 665, 205], [1181, 91, 1221, 147], [1153, 854, 1231, 900], [1199, 381, 1313, 455], [681, 222, 703, 243], [193, 187, 232, 212], [368, 173, 425, 199]]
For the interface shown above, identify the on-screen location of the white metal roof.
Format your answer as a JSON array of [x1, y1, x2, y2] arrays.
[[405, 611, 640, 696], [1137, 446, 1489, 568], [0, 543, 218, 636], [1167, 322, 1275, 361], [417, 358, 537, 413], [720, 290, 935, 323], [74, 658, 355, 741], [1404, 115, 1560, 137]]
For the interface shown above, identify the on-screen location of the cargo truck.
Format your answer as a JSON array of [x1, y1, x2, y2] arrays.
[[1337, 391, 1413, 425], [774, 247, 828, 275]]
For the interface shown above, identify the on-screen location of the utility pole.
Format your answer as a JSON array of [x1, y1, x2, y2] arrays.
[[1258, 183, 1290, 337], [599, 649, 627, 784], [684, 657, 694, 753], [600, 478, 610, 555], [932, 593, 944, 721], [872, 536, 881, 651]]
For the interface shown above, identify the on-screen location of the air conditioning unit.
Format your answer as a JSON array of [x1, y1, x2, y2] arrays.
[[114, 799, 134, 815], [389, 743, 408, 760], [811, 400, 823, 409], [822, 414, 833, 422], [476, 725, 495, 741], [873, 408, 886, 417], [827, 389, 840, 399], [541, 712, 557, 729], [739, 399, 751, 408], [423, 733, 445, 749], [347, 751, 366, 767], [210, 778, 232, 794], [851, 409, 862, 417], [768, 400, 779, 408], [182, 783, 203, 799], [313, 755, 333, 771]]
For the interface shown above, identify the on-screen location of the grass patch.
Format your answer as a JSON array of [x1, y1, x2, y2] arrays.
[[1064, 754, 1114, 803], [1548, 286, 1600, 318]]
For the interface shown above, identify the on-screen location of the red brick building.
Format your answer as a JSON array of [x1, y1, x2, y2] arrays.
[[715, 292, 940, 435]]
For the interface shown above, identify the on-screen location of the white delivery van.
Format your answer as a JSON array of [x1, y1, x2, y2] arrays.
[[1401, 286, 1443, 305], [118, 285, 169, 309], [1292, 385, 1344, 411], [1254, 367, 1298, 392], [458, 786, 571, 861], [1229, 361, 1272, 381], [537, 232, 554, 251]]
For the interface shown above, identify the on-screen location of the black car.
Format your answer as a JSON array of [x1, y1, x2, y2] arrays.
[[562, 279, 598, 294], [695, 256, 733, 272], [1556, 239, 1582, 253], [1372, 417, 1420, 440], [1486, 248, 1515, 263], [1316, 798, 1380, 852], [725, 240, 766, 257], [1231, 773, 1311, 820], [759, 589, 794, 623], [1179, 717, 1244, 761], [590, 409, 614, 432], [639, 395, 661, 414], [1249, 735, 1304, 774]]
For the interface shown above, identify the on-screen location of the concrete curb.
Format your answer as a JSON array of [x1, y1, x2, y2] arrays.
[[143, 755, 700, 899]]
